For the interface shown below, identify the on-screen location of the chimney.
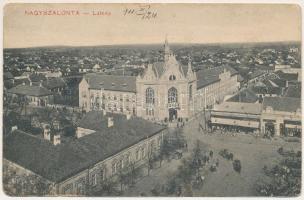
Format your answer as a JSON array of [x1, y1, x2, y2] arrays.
[[39, 80, 43, 87], [43, 125, 51, 141], [29, 80, 32, 86], [53, 134, 61, 146], [126, 113, 131, 120], [286, 81, 289, 88], [11, 126, 18, 132], [108, 117, 114, 128], [103, 109, 107, 116]]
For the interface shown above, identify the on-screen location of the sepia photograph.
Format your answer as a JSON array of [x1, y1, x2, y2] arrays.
[[2, 2, 302, 197]]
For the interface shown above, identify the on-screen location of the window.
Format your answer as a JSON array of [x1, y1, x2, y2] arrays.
[[168, 87, 178, 104], [169, 75, 176, 81], [125, 154, 131, 166], [76, 178, 85, 195], [189, 85, 193, 101], [157, 137, 162, 147], [112, 162, 117, 175], [146, 87, 155, 105], [136, 149, 140, 160], [63, 183, 73, 194], [117, 159, 123, 170], [141, 147, 145, 158], [100, 169, 105, 181], [91, 173, 97, 186]]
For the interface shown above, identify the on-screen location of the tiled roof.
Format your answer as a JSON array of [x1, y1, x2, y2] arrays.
[[237, 74, 244, 82], [275, 71, 298, 81], [226, 88, 258, 103], [269, 79, 286, 88], [249, 70, 265, 80], [4, 72, 14, 80], [251, 86, 283, 95], [151, 61, 188, 78], [84, 74, 136, 93], [7, 84, 53, 97], [262, 97, 301, 112], [196, 66, 238, 89], [213, 102, 262, 115], [4, 112, 166, 183], [42, 78, 66, 90], [284, 85, 301, 98]]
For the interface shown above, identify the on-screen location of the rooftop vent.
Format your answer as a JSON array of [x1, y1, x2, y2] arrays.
[[108, 117, 114, 128], [53, 133, 61, 146]]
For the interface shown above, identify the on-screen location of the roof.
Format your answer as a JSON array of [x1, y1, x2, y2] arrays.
[[269, 79, 286, 88], [7, 84, 53, 97], [275, 71, 298, 81], [284, 85, 301, 98], [42, 78, 66, 90], [4, 112, 166, 183], [151, 61, 188, 78], [4, 72, 14, 80], [251, 86, 283, 95], [213, 102, 262, 115], [249, 70, 265, 80], [237, 74, 244, 82], [84, 74, 136, 93], [196, 66, 238, 89], [262, 97, 301, 112], [226, 88, 258, 103]]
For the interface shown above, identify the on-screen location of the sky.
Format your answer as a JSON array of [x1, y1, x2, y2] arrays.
[[3, 3, 302, 48]]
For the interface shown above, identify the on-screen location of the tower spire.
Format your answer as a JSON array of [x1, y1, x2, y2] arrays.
[[164, 35, 170, 62], [187, 55, 193, 76]]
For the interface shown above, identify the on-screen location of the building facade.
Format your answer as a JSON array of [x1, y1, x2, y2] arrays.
[[4, 111, 167, 195], [210, 102, 262, 132], [260, 97, 301, 137], [79, 39, 239, 122]]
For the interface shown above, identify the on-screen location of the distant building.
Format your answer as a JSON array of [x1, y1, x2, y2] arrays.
[[79, 38, 239, 122], [4, 111, 167, 195]]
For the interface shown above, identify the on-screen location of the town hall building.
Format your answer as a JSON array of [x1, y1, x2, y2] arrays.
[[79, 39, 239, 122]]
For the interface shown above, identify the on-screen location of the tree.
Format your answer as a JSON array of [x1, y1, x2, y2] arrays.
[[158, 139, 171, 167], [147, 150, 156, 176], [117, 169, 129, 192], [127, 161, 142, 186]]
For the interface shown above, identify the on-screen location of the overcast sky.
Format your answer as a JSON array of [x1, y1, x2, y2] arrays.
[[4, 3, 301, 48]]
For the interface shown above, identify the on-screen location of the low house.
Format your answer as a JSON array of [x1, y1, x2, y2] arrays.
[[7, 82, 53, 106], [211, 101, 262, 133], [42, 78, 67, 94], [261, 97, 301, 137], [4, 111, 167, 195]]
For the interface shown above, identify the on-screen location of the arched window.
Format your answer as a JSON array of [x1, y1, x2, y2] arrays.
[[189, 85, 193, 101], [168, 87, 178, 103], [146, 87, 155, 104], [169, 75, 176, 81]]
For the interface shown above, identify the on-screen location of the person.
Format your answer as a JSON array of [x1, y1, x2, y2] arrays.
[[216, 159, 219, 167], [209, 150, 213, 158]]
